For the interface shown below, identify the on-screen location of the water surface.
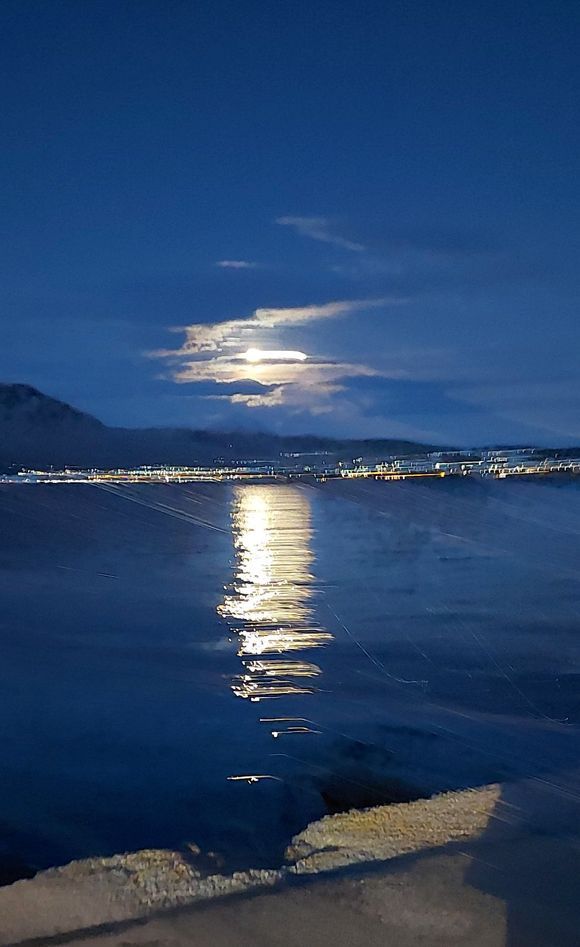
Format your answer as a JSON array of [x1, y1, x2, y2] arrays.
[[0, 477, 579, 872]]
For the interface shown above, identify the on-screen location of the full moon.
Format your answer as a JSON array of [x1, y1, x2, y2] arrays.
[[241, 348, 308, 363]]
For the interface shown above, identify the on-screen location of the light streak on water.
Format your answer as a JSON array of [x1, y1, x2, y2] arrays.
[[227, 774, 283, 783], [218, 485, 333, 703]]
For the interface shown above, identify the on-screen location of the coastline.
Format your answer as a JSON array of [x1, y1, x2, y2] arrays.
[[0, 784, 501, 944]]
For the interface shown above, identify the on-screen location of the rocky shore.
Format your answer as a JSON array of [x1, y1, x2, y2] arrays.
[[0, 784, 501, 945]]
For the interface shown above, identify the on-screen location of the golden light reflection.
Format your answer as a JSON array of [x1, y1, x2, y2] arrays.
[[218, 485, 333, 702], [242, 660, 321, 676]]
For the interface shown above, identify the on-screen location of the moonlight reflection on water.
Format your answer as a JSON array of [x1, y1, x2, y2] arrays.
[[218, 485, 333, 702], [2, 479, 580, 872]]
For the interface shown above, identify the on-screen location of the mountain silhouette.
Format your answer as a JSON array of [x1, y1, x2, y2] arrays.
[[0, 383, 434, 469]]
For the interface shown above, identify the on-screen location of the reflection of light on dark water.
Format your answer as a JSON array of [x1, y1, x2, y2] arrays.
[[3, 479, 580, 884], [218, 485, 333, 703]]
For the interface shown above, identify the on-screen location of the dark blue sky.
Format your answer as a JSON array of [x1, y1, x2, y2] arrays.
[[1, 0, 579, 444]]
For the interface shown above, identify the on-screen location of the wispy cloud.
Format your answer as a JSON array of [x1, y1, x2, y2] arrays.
[[153, 298, 387, 357], [276, 216, 365, 252], [152, 297, 403, 412], [215, 259, 259, 269], [171, 354, 380, 388], [206, 369, 375, 412]]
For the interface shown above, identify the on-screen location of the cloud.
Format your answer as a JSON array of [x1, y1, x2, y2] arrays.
[[152, 297, 402, 414], [213, 380, 348, 412], [225, 387, 288, 408], [153, 298, 388, 357], [180, 355, 380, 388], [215, 259, 258, 269], [276, 216, 365, 252], [275, 215, 515, 298]]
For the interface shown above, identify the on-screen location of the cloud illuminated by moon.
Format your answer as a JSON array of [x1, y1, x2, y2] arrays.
[[152, 297, 407, 413], [153, 299, 388, 358]]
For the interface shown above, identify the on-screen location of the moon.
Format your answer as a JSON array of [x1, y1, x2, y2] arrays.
[[241, 348, 308, 363]]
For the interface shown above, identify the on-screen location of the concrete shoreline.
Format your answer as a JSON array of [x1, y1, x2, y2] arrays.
[[0, 784, 502, 944], [2, 778, 580, 946]]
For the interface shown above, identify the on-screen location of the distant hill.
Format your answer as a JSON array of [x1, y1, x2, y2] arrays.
[[0, 383, 437, 470]]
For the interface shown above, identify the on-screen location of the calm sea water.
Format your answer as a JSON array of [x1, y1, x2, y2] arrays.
[[0, 478, 579, 873]]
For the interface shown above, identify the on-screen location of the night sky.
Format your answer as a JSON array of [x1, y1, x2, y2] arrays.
[[1, 0, 579, 445]]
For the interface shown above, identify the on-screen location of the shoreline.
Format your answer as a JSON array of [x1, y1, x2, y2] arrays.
[[0, 784, 501, 945]]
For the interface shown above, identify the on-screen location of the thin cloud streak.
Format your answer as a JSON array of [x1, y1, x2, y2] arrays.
[[276, 216, 365, 252], [215, 260, 259, 269], [171, 356, 381, 386], [208, 380, 348, 411]]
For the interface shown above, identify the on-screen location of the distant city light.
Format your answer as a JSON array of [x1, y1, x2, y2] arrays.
[[3, 448, 580, 486]]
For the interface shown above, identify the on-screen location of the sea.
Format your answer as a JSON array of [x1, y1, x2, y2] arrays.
[[0, 476, 579, 875]]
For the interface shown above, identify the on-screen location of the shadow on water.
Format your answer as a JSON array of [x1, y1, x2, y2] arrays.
[[457, 774, 580, 947]]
